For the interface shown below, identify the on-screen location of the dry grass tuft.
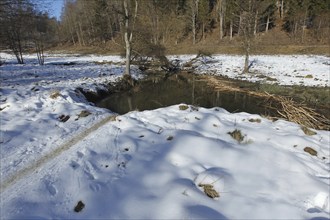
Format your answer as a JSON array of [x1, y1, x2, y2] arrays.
[[248, 118, 261, 123], [301, 126, 317, 136], [304, 147, 318, 156], [198, 184, 219, 199], [228, 129, 244, 143], [109, 115, 118, 121], [50, 90, 61, 99], [179, 105, 189, 110], [78, 110, 91, 118]]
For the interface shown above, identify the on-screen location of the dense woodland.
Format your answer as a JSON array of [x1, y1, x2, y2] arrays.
[[0, 0, 329, 68], [58, 0, 329, 45]]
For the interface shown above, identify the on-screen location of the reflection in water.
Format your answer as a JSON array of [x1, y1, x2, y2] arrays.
[[97, 74, 274, 115]]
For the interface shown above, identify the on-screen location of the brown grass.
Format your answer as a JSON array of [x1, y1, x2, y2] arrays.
[[304, 147, 318, 156], [77, 110, 91, 118], [198, 184, 220, 199], [109, 115, 118, 121], [301, 126, 317, 136], [50, 90, 61, 99], [179, 105, 189, 110], [265, 94, 330, 130], [249, 118, 261, 123], [228, 129, 244, 143], [202, 75, 330, 130]]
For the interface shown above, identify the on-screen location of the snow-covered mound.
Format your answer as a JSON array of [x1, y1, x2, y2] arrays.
[[1, 104, 330, 219], [0, 52, 329, 219]]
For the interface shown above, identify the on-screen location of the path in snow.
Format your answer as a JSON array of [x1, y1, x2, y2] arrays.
[[0, 115, 116, 193]]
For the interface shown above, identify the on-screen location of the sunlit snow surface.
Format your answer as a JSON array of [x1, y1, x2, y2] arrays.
[[0, 52, 329, 219], [170, 54, 330, 87]]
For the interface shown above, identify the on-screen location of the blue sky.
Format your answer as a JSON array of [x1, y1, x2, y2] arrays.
[[34, 0, 64, 20], [49, 0, 64, 20]]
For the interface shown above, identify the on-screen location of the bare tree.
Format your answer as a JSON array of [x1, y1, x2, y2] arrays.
[[0, 0, 34, 64], [217, 0, 226, 40], [123, 0, 138, 76], [33, 13, 57, 65], [189, 0, 199, 45], [238, 0, 258, 73]]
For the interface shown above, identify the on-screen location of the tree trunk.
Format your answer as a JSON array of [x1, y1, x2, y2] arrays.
[[191, 0, 198, 45], [218, 0, 224, 40], [265, 15, 270, 32], [123, 0, 131, 76], [294, 20, 298, 36], [301, 9, 308, 43], [10, 32, 24, 64], [301, 25, 306, 43], [192, 10, 196, 44], [244, 42, 250, 73], [254, 10, 258, 36], [36, 42, 44, 65], [75, 22, 82, 46], [229, 19, 233, 40], [276, 0, 281, 19], [281, 0, 284, 19], [219, 11, 223, 40], [317, 20, 322, 42], [69, 25, 76, 45], [17, 42, 24, 64], [78, 22, 85, 46], [124, 32, 131, 76], [202, 22, 205, 41], [13, 47, 24, 64], [238, 13, 242, 36], [123, 0, 138, 76]]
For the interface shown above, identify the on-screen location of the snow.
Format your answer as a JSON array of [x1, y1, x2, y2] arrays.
[[0, 52, 329, 219], [170, 54, 330, 87]]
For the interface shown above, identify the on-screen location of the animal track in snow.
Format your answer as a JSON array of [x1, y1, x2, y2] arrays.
[[313, 192, 330, 213], [43, 177, 58, 196], [306, 192, 330, 214], [89, 182, 102, 192]]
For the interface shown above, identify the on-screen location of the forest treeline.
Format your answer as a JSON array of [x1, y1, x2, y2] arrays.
[[0, 0, 329, 65], [59, 0, 329, 46]]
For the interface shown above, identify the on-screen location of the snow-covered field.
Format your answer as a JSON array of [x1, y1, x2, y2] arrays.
[[0, 52, 329, 219], [171, 54, 330, 87]]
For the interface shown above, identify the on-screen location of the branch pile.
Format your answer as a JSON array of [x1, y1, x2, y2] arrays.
[[202, 76, 330, 130], [263, 93, 330, 130]]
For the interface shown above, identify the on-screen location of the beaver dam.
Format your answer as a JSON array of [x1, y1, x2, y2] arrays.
[[91, 72, 329, 130]]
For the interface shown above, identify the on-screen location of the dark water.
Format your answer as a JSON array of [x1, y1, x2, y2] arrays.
[[96, 73, 276, 116]]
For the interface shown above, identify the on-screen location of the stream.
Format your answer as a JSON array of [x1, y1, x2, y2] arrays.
[[96, 73, 276, 116]]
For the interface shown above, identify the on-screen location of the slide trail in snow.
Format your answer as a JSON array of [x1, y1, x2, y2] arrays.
[[0, 115, 115, 193]]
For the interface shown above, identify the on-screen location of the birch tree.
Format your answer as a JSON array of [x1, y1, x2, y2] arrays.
[[217, 0, 226, 40]]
